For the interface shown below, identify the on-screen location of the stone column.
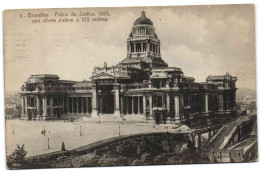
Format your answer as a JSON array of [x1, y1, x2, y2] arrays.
[[149, 94, 153, 118], [86, 97, 89, 114], [24, 96, 28, 117], [92, 85, 98, 117], [143, 95, 146, 116], [134, 43, 136, 53], [137, 96, 140, 115], [132, 97, 135, 114], [233, 92, 236, 108], [126, 97, 129, 114], [141, 42, 143, 52], [65, 97, 69, 114], [218, 94, 224, 111], [50, 95, 54, 117], [81, 97, 84, 114], [114, 84, 120, 117], [42, 96, 47, 119], [174, 95, 180, 125], [205, 94, 209, 113], [72, 97, 74, 113], [62, 96, 65, 112], [166, 80, 170, 88], [21, 96, 25, 117], [99, 96, 103, 114], [76, 97, 79, 114], [120, 97, 124, 115], [166, 93, 170, 112], [162, 95, 165, 108], [36, 96, 40, 119], [226, 94, 229, 110], [21, 96, 28, 120], [127, 42, 130, 53]]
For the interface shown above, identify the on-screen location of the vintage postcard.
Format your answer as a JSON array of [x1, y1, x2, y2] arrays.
[[3, 4, 257, 169]]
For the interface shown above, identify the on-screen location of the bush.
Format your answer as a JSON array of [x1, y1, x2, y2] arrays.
[[154, 154, 167, 165], [7, 144, 27, 162], [141, 153, 153, 165], [131, 159, 144, 166], [136, 141, 146, 156]]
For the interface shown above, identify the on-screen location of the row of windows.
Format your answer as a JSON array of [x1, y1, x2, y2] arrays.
[[129, 42, 160, 53], [134, 27, 149, 34]]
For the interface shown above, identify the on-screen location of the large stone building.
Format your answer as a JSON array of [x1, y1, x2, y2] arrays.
[[19, 11, 237, 126]]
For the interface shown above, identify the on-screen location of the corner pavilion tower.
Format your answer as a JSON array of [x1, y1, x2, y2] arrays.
[[19, 11, 237, 126]]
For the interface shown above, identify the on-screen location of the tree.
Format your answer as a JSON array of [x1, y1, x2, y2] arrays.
[[61, 142, 66, 151], [7, 144, 27, 162]]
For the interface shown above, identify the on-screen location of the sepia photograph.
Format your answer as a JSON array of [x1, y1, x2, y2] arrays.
[[3, 4, 257, 169]]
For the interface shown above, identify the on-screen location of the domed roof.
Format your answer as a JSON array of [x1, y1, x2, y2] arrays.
[[134, 11, 153, 26]]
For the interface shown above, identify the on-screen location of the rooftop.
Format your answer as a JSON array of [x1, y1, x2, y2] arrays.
[[134, 11, 153, 26], [29, 74, 59, 79], [73, 80, 92, 88]]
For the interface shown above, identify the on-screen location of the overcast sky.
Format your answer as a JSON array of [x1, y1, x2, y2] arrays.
[[4, 4, 255, 92]]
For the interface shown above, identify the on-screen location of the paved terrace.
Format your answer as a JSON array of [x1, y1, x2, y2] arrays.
[[6, 117, 186, 158]]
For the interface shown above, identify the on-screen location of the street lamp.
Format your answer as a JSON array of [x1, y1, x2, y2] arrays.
[[80, 126, 82, 136]]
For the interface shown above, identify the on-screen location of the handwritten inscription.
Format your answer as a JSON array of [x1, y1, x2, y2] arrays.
[[19, 11, 111, 24]]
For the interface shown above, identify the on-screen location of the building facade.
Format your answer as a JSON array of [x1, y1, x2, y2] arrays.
[[19, 11, 237, 126]]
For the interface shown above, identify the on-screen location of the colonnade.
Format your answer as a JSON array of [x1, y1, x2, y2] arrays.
[[21, 95, 93, 120], [217, 92, 236, 111], [67, 97, 92, 114], [21, 95, 66, 120], [121, 93, 180, 124], [127, 41, 160, 54], [123, 96, 143, 115]]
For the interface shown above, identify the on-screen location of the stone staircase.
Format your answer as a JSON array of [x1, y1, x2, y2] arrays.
[[210, 126, 235, 149]]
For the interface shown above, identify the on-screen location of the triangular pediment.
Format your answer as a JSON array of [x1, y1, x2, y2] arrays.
[[91, 72, 115, 80]]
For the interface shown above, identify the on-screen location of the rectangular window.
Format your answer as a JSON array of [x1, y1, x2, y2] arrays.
[[131, 43, 134, 53], [31, 97, 34, 107], [136, 43, 141, 52]]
